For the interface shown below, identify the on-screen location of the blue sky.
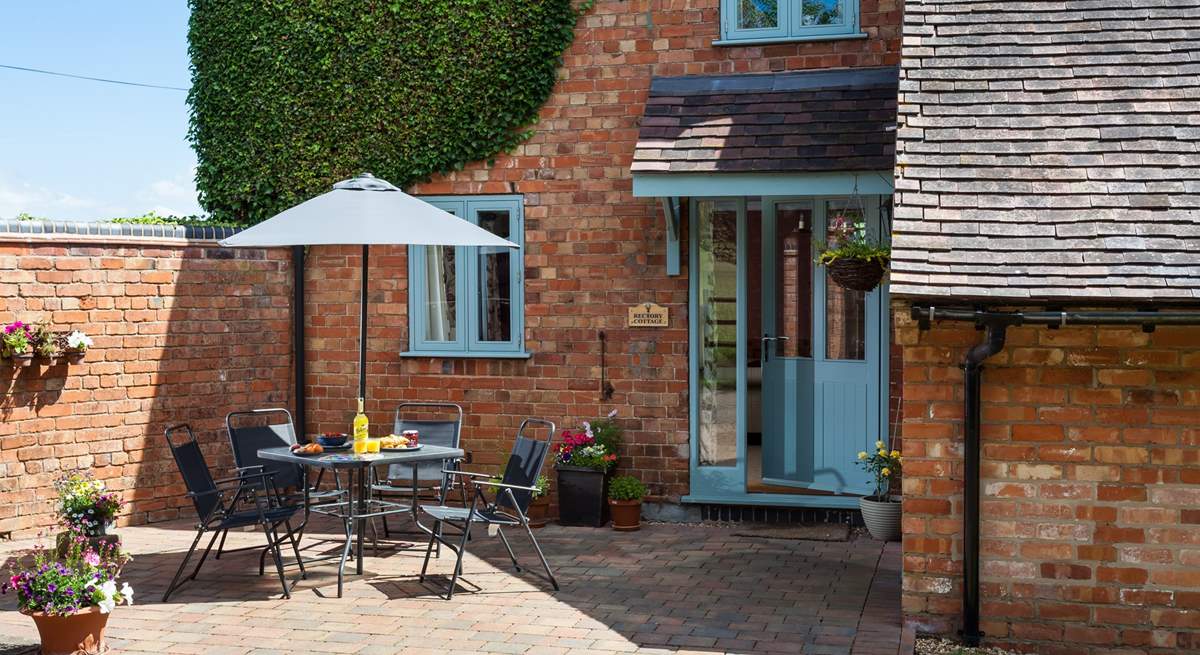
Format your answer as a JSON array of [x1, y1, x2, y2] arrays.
[[0, 1, 201, 220]]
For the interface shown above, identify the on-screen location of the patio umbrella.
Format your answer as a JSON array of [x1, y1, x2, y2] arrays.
[[219, 173, 517, 401]]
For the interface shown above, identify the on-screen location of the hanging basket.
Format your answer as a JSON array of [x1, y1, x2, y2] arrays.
[[826, 258, 886, 292]]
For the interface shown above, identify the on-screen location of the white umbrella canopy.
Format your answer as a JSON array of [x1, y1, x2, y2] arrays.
[[219, 173, 518, 248], [218, 173, 518, 404]]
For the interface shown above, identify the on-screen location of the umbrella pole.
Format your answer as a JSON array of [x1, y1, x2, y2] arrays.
[[359, 244, 368, 401]]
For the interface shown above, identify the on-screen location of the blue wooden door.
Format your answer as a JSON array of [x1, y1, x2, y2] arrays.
[[760, 198, 880, 495]]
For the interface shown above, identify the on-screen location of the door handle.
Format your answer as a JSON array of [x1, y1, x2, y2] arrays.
[[762, 335, 790, 363]]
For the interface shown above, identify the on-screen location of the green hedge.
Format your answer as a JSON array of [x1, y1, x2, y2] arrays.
[[188, 0, 588, 225]]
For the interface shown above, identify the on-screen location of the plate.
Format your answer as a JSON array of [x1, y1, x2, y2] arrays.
[[320, 443, 352, 451], [290, 448, 325, 457], [381, 444, 423, 452]]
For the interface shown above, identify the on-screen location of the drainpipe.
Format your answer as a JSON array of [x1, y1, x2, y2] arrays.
[[910, 306, 1200, 647], [961, 320, 1010, 646], [293, 246, 306, 439]]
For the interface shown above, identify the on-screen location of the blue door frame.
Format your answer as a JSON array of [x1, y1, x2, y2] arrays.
[[683, 195, 891, 509]]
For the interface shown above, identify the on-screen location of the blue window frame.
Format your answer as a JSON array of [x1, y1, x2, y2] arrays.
[[718, 0, 861, 45], [406, 195, 527, 358]]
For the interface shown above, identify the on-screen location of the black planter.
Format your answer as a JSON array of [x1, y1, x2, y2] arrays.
[[556, 466, 608, 527]]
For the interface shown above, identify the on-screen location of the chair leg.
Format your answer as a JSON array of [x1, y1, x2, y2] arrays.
[[337, 516, 353, 598], [496, 527, 521, 572], [445, 521, 471, 600], [523, 518, 558, 591], [162, 528, 205, 602], [189, 530, 222, 580], [262, 520, 290, 599], [283, 519, 307, 580], [214, 529, 229, 560], [419, 520, 440, 582]]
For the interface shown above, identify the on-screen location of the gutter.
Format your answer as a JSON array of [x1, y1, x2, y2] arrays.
[[910, 306, 1200, 646]]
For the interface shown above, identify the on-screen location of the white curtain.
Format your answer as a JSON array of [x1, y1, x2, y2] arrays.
[[424, 246, 453, 341]]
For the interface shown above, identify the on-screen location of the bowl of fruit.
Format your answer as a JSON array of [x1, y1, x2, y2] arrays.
[[316, 432, 348, 448]]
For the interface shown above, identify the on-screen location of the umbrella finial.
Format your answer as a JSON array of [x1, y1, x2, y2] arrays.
[[333, 173, 400, 192]]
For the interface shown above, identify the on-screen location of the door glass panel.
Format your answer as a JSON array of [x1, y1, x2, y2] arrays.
[[423, 246, 457, 342], [802, 0, 843, 25], [738, 0, 779, 29], [697, 199, 739, 467], [775, 201, 813, 358], [825, 199, 866, 360], [476, 210, 512, 342]]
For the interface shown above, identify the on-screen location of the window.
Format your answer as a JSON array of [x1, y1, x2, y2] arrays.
[[719, 0, 860, 44], [407, 196, 526, 357]]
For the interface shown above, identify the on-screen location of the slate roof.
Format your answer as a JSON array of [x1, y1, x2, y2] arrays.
[[632, 67, 898, 174], [890, 0, 1200, 303]]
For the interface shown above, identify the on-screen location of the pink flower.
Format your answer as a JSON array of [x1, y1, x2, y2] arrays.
[[84, 551, 100, 566]]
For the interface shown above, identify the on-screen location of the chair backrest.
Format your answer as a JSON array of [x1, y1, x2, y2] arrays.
[[386, 403, 463, 483], [497, 418, 555, 514], [164, 424, 220, 520], [226, 409, 301, 490]]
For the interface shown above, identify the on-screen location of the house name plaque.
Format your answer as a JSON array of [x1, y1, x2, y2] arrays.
[[627, 303, 669, 327]]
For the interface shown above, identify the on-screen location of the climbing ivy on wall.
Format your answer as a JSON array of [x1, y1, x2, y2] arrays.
[[187, 0, 588, 224]]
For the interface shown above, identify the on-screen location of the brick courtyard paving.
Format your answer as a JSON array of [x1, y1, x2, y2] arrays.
[[0, 519, 901, 654]]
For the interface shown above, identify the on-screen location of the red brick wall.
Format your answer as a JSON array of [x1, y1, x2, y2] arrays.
[[0, 236, 293, 535], [304, 0, 903, 497], [896, 302, 1200, 654]]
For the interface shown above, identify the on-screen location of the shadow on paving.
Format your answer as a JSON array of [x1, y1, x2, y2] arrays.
[[0, 519, 902, 655]]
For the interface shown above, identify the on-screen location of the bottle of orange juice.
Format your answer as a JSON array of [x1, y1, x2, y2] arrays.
[[352, 397, 369, 454]]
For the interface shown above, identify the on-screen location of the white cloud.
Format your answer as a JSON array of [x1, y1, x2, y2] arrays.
[[135, 168, 203, 217], [0, 176, 127, 221]]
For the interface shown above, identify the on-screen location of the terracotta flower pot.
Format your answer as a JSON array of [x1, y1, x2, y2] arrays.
[[65, 349, 86, 364], [24, 605, 110, 655], [609, 499, 642, 532], [526, 495, 550, 529], [859, 495, 901, 541]]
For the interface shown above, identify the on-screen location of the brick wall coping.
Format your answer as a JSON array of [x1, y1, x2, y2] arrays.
[[0, 219, 244, 246]]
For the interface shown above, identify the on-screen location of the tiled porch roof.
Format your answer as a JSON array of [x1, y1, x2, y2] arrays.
[[632, 67, 899, 174], [890, 0, 1200, 303]]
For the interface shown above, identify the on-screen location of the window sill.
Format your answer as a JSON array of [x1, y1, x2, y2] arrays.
[[712, 32, 869, 47], [400, 350, 533, 360]]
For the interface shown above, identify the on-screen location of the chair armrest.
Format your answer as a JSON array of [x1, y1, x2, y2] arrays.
[[443, 470, 493, 479], [213, 470, 274, 486], [472, 480, 540, 493]]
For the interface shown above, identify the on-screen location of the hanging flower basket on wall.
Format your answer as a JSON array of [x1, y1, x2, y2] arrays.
[[827, 258, 887, 292]]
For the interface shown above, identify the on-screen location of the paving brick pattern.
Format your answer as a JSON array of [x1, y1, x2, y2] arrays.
[[0, 521, 901, 654]]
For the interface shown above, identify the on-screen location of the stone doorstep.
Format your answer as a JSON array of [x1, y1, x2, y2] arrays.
[[0, 640, 37, 655]]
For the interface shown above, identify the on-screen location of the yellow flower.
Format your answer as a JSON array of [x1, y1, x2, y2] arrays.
[[890, 450, 900, 459], [857, 451, 868, 460], [878, 449, 887, 456], [875, 440, 885, 449], [881, 467, 891, 477]]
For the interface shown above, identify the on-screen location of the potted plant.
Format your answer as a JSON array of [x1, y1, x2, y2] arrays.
[[554, 415, 619, 527], [54, 472, 123, 556], [61, 330, 93, 364], [526, 475, 551, 528], [1, 535, 132, 655], [607, 475, 647, 531], [30, 322, 60, 365], [2, 320, 33, 367], [816, 210, 890, 291], [856, 441, 902, 541]]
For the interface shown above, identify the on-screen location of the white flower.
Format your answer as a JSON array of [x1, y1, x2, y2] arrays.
[[66, 331, 93, 350], [607, 409, 618, 419], [99, 580, 117, 598], [98, 597, 116, 614], [120, 582, 134, 606]]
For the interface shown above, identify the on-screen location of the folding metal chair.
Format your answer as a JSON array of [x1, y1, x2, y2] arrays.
[[418, 418, 558, 599], [369, 402, 465, 538], [162, 424, 305, 602], [224, 408, 345, 564]]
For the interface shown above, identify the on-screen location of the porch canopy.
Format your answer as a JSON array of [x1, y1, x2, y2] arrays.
[[630, 66, 899, 273]]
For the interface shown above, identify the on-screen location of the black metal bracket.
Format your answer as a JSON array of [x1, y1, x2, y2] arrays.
[[599, 331, 615, 401]]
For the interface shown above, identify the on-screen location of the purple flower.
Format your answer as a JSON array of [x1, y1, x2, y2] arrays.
[[46, 583, 56, 593]]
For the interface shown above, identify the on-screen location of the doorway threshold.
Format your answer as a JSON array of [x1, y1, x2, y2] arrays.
[[682, 492, 861, 510]]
